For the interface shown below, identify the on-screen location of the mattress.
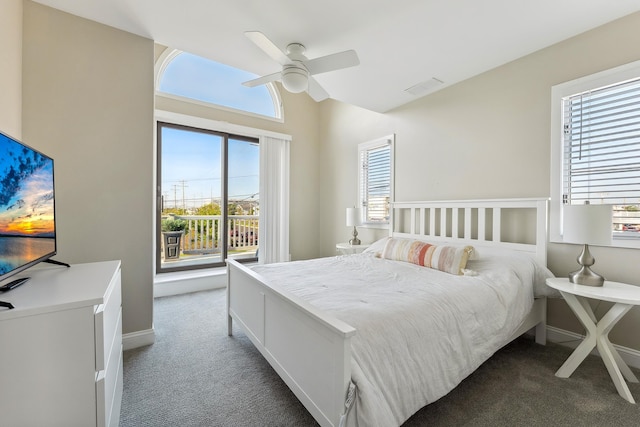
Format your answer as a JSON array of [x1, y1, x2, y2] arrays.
[[251, 248, 553, 426]]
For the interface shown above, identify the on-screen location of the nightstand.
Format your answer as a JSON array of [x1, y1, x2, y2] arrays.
[[546, 277, 640, 403], [336, 242, 370, 255]]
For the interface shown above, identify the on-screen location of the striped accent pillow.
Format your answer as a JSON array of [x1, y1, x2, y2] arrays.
[[380, 238, 474, 275]]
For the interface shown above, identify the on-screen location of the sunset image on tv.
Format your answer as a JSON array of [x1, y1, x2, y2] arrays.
[[0, 133, 55, 276]]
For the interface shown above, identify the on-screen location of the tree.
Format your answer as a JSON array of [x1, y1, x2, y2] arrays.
[[163, 207, 186, 215], [196, 203, 221, 215], [228, 203, 242, 215]]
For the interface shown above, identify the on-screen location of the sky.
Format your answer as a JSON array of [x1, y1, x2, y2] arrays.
[[159, 52, 276, 118], [160, 126, 259, 210], [0, 133, 55, 236], [158, 53, 268, 210]]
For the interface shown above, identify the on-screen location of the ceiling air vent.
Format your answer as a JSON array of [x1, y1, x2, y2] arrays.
[[404, 78, 444, 96]]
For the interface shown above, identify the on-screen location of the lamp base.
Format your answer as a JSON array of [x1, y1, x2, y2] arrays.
[[568, 244, 604, 287], [348, 226, 361, 246], [568, 267, 605, 287]]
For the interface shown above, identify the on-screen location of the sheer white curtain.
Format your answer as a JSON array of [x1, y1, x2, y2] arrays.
[[258, 135, 290, 263]]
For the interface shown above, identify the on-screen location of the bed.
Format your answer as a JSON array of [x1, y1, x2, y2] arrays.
[[226, 198, 552, 427]]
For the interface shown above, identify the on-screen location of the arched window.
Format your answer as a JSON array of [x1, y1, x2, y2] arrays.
[[157, 50, 282, 120], [154, 49, 290, 276]]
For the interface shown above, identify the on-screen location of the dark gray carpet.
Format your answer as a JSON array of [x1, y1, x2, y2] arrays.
[[120, 289, 640, 426]]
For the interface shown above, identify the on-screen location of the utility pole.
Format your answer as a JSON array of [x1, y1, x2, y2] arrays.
[[179, 180, 188, 212], [171, 185, 178, 210]]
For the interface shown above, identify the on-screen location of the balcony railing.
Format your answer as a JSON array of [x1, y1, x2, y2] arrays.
[[178, 214, 258, 253], [160, 215, 258, 266]]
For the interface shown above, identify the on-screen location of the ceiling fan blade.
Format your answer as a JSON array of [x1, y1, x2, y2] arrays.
[[245, 31, 290, 65], [307, 77, 330, 102], [304, 50, 359, 75], [242, 71, 282, 88]]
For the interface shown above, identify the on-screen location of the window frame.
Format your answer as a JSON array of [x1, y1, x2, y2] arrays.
[[156, 120, 260, 274], [550, 59, 640, 248], [357, 134, 395, 229]]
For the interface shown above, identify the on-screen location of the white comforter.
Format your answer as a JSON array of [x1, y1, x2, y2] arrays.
[[252, 251, 545, 427]]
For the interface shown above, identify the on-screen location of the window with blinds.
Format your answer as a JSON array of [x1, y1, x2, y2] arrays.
[[562, 77, 640, 236], [358, 135, 394, 225]]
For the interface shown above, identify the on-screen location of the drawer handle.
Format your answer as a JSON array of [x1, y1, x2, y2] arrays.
[[95, 304, 105, 371]]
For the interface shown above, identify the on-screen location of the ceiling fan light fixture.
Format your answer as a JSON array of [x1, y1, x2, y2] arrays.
[[243, 32, 359, 100], [281, 65, 308, 93]]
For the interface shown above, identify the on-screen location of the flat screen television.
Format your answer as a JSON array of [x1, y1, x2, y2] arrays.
[[0, 130, 56, 285]]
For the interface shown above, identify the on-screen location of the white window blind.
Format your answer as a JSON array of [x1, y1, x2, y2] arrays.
[[563, 77, 640, 235], [358, 136, 394, 224]]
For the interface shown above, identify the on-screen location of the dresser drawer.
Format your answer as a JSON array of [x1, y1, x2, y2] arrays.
[[95, 271, 122, 372], [96, 317, 123, 427]]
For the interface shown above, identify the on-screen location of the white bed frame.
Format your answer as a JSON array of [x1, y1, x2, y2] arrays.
[[227, 198, 548, 427]]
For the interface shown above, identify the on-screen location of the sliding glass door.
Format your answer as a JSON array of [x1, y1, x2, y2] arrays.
[[157, 122, 259, 273]]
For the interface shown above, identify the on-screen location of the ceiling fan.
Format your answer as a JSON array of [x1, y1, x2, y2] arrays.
[[242, 31, 360, 101]]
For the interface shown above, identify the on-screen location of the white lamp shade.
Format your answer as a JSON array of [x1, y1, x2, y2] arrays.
[[346, 208, 362, 227], [563, 203, 612, 246]]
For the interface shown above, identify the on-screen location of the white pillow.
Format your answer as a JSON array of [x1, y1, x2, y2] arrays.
[[362, 237, 390, 255], [467, 247, 559, 298]]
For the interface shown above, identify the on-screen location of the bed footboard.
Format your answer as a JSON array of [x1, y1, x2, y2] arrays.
[[227, 259, 356, 427]]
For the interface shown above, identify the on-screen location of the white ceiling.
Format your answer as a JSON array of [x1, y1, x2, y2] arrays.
[[33, 0, 640, 113]]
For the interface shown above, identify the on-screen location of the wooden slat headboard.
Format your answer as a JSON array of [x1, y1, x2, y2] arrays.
[[390, 198, 549, 265]]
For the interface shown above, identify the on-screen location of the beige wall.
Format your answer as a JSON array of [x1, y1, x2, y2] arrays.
[[22, 1, 155, 335], [0, 0, 22, 137], [318, 12, 640, 351]]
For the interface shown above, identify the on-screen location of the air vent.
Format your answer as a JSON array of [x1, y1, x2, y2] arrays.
[[404, 78, 444, 96]]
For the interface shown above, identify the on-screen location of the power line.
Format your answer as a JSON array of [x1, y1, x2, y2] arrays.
[[162, 174, 259, 184]]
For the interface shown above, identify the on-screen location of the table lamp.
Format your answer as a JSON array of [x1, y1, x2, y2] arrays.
[[346, 207, 362, 245], [563, 202, 612, 287]]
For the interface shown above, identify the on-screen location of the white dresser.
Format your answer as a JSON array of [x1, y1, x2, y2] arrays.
[[0, 260, 123, 427]]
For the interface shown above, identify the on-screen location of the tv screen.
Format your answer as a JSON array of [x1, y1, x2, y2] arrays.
[[0, 130, 56, 283]]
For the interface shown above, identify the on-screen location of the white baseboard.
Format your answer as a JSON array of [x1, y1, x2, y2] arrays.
[[123, 328, 155, 351], [546, 326, 640, 370], [154, 268, 227, 297]]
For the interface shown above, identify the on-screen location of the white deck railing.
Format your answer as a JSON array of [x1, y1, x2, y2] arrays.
[[165, 215, 258, 254]]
